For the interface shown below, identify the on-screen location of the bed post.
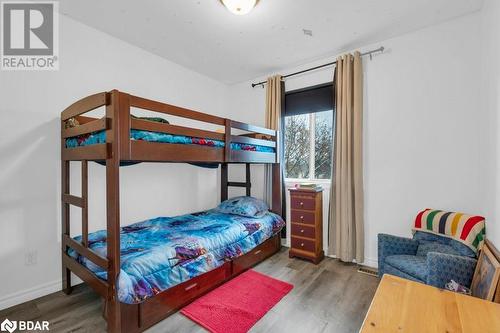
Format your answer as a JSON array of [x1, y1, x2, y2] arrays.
[[61, 108, 72, 294], [271, 163, 282, 216], [61, 159, 72, 294], [105, 90, 123, 333], [245, 163, 251, 196], [221, 163, 228, 202]]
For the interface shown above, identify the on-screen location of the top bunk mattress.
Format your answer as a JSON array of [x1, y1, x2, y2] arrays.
[[65, 129, 275, 153], [69, 209, 284, 304]]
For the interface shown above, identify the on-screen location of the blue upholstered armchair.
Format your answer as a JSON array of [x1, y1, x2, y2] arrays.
[[378, 231, 478, 288]]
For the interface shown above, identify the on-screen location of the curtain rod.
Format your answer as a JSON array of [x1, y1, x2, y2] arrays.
[[251, 46, 385, 88]]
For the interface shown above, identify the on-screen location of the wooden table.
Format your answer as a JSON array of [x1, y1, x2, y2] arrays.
[[360, 274, 500, 333]]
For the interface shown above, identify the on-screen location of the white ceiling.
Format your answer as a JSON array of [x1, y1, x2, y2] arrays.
[[60, 0, 483, 84]]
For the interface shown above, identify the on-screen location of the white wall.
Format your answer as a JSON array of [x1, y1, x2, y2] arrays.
[[1, 6, 495, 310], [0, 14, 228, 309], [227, 13, 485, 267], [480, 0, 500, 247]]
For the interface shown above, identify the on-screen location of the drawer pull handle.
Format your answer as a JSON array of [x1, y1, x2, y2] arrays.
[[301, 243, 304, 247], [185, 283, 198, 291], [300, 202, 304, 206], [300, 216, 304, 220], [300, 229, 304, 233], [254, 250, 262, 255]]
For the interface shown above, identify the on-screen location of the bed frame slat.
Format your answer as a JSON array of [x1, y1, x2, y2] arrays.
[[62, 194, 85, 208], [130, 95, 226, 126], [63, 235, 109, 269], [131, 118, 225, 141], [230, 150, 276, 163], [62, 144, 110, 161], [130, 140, 223, 162], [62, 118, 108, 138], [227, 181, 248, 187], [230, 135, 276, 148], [230, 120, 276, 137], [62, 253, 109, 297], [75, 115, 99, 124], [61, 92, 108, 121]]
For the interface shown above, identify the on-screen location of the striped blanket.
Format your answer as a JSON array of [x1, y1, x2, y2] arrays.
[[413, 208, 486, 253]]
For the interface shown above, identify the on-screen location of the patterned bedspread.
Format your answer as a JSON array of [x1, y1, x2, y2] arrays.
[[69, 210, 284, 304], [65, 129, 275, 153]]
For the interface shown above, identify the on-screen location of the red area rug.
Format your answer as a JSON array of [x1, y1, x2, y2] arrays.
[[181, 270, 293, 333]]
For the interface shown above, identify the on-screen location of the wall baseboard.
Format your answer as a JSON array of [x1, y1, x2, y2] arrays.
[[325, 253, 378, 268], [0, 279, 61, 311], [362, 257, 378, 269], [283, 241, 379, 269]]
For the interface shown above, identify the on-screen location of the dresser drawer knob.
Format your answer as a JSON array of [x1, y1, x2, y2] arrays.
[[300, 202, 304, 206], [300, 215, 304, 220], [301, 243, 304, 247], [300, 229, 304, 233]]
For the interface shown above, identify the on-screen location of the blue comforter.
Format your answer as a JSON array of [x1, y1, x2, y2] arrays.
[[65, 129, 275, 153], [69, 210, 284, 304]]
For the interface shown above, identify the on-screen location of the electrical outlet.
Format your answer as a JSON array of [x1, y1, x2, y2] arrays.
[[25, 250, 37, 266]]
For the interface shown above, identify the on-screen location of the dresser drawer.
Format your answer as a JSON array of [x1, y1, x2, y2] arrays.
[[291, 224, 315, 239], [290, 210, 315, 225], [291, 237, 315, 253], [291, 197, 315, 210]]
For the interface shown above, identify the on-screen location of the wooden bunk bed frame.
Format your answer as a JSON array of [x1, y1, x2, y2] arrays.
[[60, 90, 283, 333]]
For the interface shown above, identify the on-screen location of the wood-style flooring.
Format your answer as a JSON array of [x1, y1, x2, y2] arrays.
[[0, 248, 379, 333]]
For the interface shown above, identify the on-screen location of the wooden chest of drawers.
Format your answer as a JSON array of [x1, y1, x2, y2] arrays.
[[288, 188, 324, 264]]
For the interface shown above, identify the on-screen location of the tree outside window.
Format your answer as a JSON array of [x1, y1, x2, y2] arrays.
[[284, 110, 333, 180]]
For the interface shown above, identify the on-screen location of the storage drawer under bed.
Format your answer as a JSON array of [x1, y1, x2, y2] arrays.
[[232, 234, 281, 275], [138, 262, 231, 329]]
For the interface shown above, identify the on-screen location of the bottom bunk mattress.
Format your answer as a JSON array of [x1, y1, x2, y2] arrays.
[[69, 210, 284, 304]]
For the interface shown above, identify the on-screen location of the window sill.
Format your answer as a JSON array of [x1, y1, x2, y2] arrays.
[[285, 179, 331, 185]]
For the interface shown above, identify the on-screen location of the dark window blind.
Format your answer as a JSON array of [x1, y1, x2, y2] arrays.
[[284, 83, 333, 117]]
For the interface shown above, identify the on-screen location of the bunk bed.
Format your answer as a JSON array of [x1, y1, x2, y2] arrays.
[[61, 90, 284, 333]]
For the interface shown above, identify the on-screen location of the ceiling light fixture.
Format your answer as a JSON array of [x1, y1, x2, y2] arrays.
[[220, 0, 259, 15]]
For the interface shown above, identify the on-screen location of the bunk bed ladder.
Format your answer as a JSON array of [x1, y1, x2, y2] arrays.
[[61, 160, 91, 292], [220, 163, 282, 218], [220, 163, 251, 201]]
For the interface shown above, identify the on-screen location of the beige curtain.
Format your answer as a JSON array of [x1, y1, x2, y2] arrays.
[[328, 52, 364, 263], [263, 75, 282, 208]]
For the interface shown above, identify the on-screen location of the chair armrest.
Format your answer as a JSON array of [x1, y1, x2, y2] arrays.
[[378, 234, 418, 277], [426, 252, 477, 289]]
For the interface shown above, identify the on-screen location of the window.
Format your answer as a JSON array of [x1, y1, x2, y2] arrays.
[[284, 83, 334, 180]]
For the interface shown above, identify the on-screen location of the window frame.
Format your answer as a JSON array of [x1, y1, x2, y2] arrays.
[[284, 111, 333, 183], [283, 82, 334, 183]]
